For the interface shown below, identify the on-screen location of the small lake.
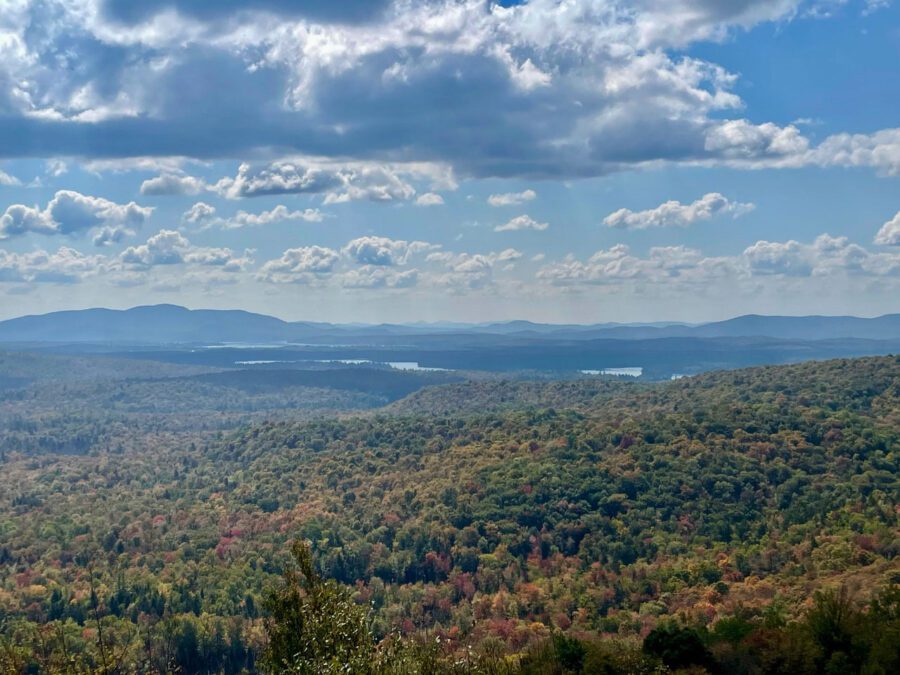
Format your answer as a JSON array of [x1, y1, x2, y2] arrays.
[[580, 367, 643, 377], [232, 358, 451, 372], [387, 362, 452, 372]]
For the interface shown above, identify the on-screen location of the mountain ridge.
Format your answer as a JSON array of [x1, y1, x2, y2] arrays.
[[0, 304, 898, 344]]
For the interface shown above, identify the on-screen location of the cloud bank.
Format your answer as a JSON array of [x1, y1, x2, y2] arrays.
[[0, 0, 894, 180]]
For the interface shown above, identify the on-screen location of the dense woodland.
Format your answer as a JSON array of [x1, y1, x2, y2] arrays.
[[0, 355, 465, 455], [0, 354, 897, 672]]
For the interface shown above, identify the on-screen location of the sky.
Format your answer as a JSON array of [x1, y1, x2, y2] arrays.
[[0, 0, 898, 323]]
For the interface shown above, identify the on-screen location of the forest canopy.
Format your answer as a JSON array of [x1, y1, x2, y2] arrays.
[[0, 355, 897, 672]]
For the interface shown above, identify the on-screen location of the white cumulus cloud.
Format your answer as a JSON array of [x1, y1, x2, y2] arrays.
[[0, 247, 106, 284], [415, 193, 445, 206], [140, 173, 209, 196], [874, 211, 900, 246], [0, 169, 22, 186], [495, 214, 549, 232], [0, 191, 153, 239], [120, 230, 251, 271], [342, 236, 437, 266], [257, 246, 341, 284], [603, 193, 755, 229], [488, 190, 537, 207], [182, 202, 217, 225]]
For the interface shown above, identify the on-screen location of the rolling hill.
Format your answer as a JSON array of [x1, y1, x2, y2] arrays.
[[1, 304, 898, 345]]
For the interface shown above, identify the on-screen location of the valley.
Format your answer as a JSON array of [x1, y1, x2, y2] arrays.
[[0, 345, 896, 673]]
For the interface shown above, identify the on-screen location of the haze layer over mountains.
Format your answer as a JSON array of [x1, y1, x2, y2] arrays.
[[1, 304, 899, 345]]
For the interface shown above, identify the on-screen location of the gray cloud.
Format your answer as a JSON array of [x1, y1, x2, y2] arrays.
[[0, 1, 891, 180], [99, 0, 393, 26], [214, 161, 418, 202], [92, 225, 133, 247]]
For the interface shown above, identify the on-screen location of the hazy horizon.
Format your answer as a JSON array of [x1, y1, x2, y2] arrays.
[[1, 301, 899, 327]]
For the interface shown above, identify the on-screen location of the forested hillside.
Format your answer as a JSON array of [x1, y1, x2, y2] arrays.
[[0, 352, 464, 455], [0, 356, 897, 672]]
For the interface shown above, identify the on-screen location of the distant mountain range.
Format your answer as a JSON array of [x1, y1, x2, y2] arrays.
[[0, 304, 898, 345]]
